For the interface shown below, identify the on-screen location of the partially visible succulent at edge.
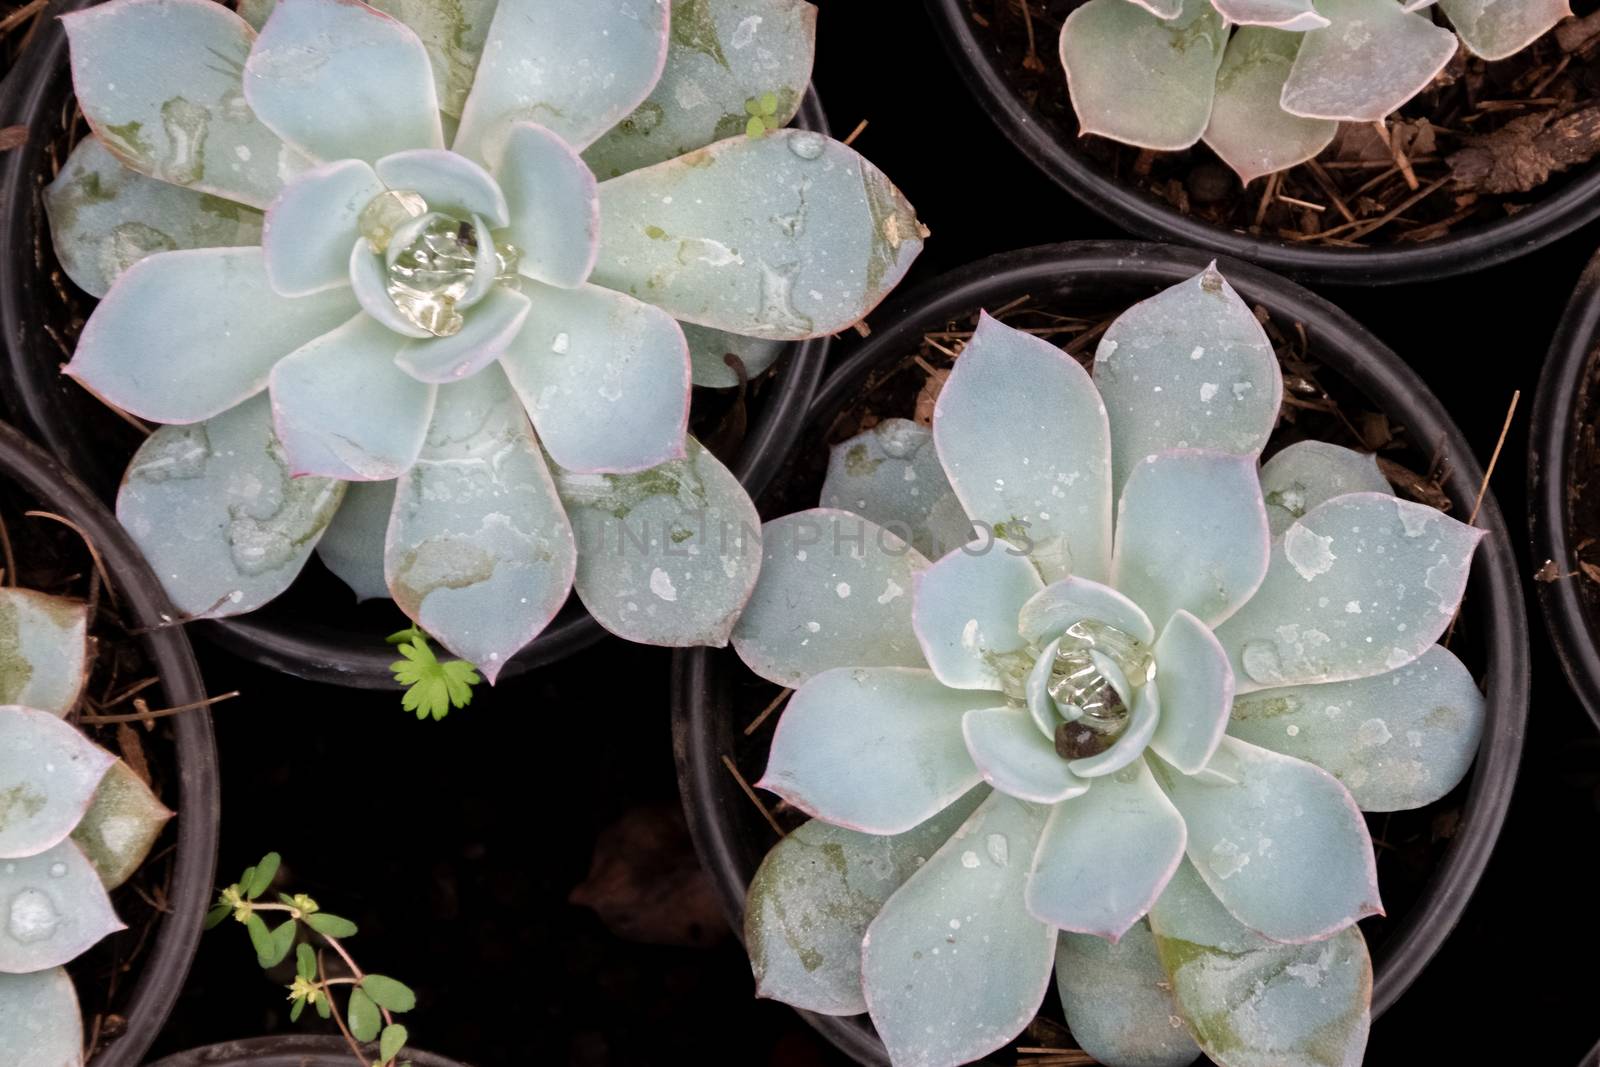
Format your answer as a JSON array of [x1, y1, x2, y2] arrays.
[[0, 590, 173, 1066], [49, 0, 923, 680], [1060, 0, 1572, 182], [731, 267, 1487, 1067]]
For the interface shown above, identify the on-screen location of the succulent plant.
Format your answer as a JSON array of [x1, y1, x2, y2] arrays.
[[1060, 0, 1572, 182], [0, 589, 173, 1065], [730, 267, 1488, 1067], [48, 0, 923, 678]]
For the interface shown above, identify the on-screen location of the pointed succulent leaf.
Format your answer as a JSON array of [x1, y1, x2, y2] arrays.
[[1149, 860, 1372, 1067], [369, 0, 497, 117], [1156, 735, 1381, 942], [0, 591, 88, 719], [270, 315, 437, 481], [453, 0, 670, 163], [1149, 611, 1234, 775], [386, 371, 577, 680], [1067, 680, 1161, 779], [0, 707, 117, 858], [583, 0, 819, 178], [1212, 0, 1330, 27], [592, 130, 923, 338], [62, 0, 297, 209], [263, 160, 384, 297], [1017, 575, 1155, 646], [117, 395, 347, 618], [820, 418, 972, 561], [71, 760, 172, 890], [1056, 924, 1202, 1067], [1026, 758, 1185, 939], [1060, 0, 1228, 151], [861, 792, 1055, 1067], [396, 288, 532, 385], [1260, 441, 1391, 539], [732, 510, 928, 687], [556, 438, 760, 646], [961, 705, 1090, 804], [1440, 0, 1571, 60], [349, 242, 433, 339], [1214, 493, 1485, 692], [0, 839, 124, 973], [1280, 0, 1458, 122], [1228, 643, 1483, 811], [494, 123, 601, 289], [744, 787, 988, 1016], [683, 323, 787, 389], [245, 0, 444, 164], [317, 480, 397, 603], [933, 314, 1113, 583], [760, 667, 985, 835], [1204, 29, 1338, 185], [500, 284, 690, 473], [0, 968, 82, 1067], [1111, 451, 1270, 630], [912, 539, 1043, 691], [1094, 267, 1282, 496], [67, 248, 358, 425], [375, 149, 509, 228], [45, 137, 265, 299]]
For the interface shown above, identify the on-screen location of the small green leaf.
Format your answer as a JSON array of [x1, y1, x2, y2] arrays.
[[744, 96, 762, 116], [386, 626, 423, 646], [391, 632, 479, 720], [315, 993, 331, 1019], [348, 987, 382, 1042], [379, 1023, 409, 1063], [305, 912, 358, 938], [289, 997, 306, 1022], [759, 91, 779, 115], [261, 919, 297, 967], [244, 912, 274, 965], [296, 942, 316, 980], [246, 852, 280, 899], [361, 974, 416, 1013], [746, 115, 765, 138], [204, 904, 230, 929]]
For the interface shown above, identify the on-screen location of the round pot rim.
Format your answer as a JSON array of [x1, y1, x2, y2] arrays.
[[1529, 245, 1600, 732], [922, 0, 1600, 287], [0, 0, 830, 688], [673, 239, 1531, 1065], [143, 1036, 470, 1067], [0, 418, 219, 1067]]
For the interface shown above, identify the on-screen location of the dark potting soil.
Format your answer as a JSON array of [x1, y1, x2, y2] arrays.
[[1561, 343, 1600, 620], [978, 0, 1600, 247]]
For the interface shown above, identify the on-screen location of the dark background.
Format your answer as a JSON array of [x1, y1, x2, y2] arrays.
[[6, 0, 1600, 1064]]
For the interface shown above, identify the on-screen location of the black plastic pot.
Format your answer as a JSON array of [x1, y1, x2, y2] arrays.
[[1530, 247, 1600, 732], [0, 418, 219, 1067], [0, 0, 830, 688], [672, 240, 1531, 1064], [144, 1037, 470, 1067], [923, 0, 1600, 287]]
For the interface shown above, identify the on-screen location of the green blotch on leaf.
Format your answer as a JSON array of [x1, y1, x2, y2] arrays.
[[843, 444, 883, 477], [0, 598, 33, 704], [671, 0, 729, 69], [644, 224, 668, 240], [100, 120, 150, 161]]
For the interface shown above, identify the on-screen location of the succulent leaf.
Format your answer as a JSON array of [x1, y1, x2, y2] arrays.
[[819, 419, 972, 560], [1148, 611, 1234, 774], [1211, 0, 1330, 28], [453, 0, 670, 163], [384, 370, 577, 680], [557, 437, 762, 647], [117, 395, 348, 618], [732, 510, 929, 687], [396, 288, 534, 384], [1228, 643, 1485, 811], [592, 130, 923, 339], [374, 149, 510, 229], [912, 539, 1044, 691], [62, 0, 297, 210], [961, 705, 1090, 804], [262, 159, 385, 298], [1149, 861, 1371, 1067], [1059, 0, 1228, 151], [1439, 0, 1571, 60], [0, 840, 124, 973], [370, 0, 498, 117], [1203, 28, 1338, 185], [583, 0, 819, 179], [933, 313, 1113, 583], [860, 792, 1056, 1067], [744, 787, 987, 1016], [245, 0, 445, 163], [1259, 440, 1392, 539], [0, 968, 82, 1067], [1213, 492, 1484, 692], [0, 591, 89, 720], [1055, 923, 1202, 1067], [499, 285, 691, 473], [1280, 0, 1459, 122], [1017, 575, 1156, 646], [758, 667, 986, 835], [683, 324, 787, 388], [0, 707, 117, 859], [71, 760, 172, 891], [494, 123, 602, 289], [317, 479, 398, 603], [1155, 736, 1381, 942]]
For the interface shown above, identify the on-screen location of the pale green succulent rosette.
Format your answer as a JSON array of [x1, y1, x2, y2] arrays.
[[0, 590, 174, 1066], [1060, 0, 1573, 184], [732, 267, 1487, 1067], [49, 0, 922, 680]]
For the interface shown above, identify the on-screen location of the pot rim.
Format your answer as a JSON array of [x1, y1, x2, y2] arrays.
[[1529, 245, 1600, 733], [143, 1036, 470, 1067], [673, 239, 1531, 1065], [922, 0, 1600, 287], [0, 0, 830, 688], [0, 418, 219, 1067]]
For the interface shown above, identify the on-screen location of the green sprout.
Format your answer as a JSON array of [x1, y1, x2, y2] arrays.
[[206, 853, 417, 1067], [387, 627, 481, 720], [744, 92, 781, 138]]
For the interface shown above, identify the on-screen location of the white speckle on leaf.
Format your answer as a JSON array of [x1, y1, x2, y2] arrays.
[[961, 850, 980, 869], [1199, 382, 1218, 402], [1356, 718, 1392, 747], [1211, 839, 1250, 879], [1344, 600, 1362, 614], [877, 580, 904, 605], [649, 568, 677, 602], [1190, 346, 1205, 360], [1284, 524, 1337, 580], [835, 582, 851, 598]]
